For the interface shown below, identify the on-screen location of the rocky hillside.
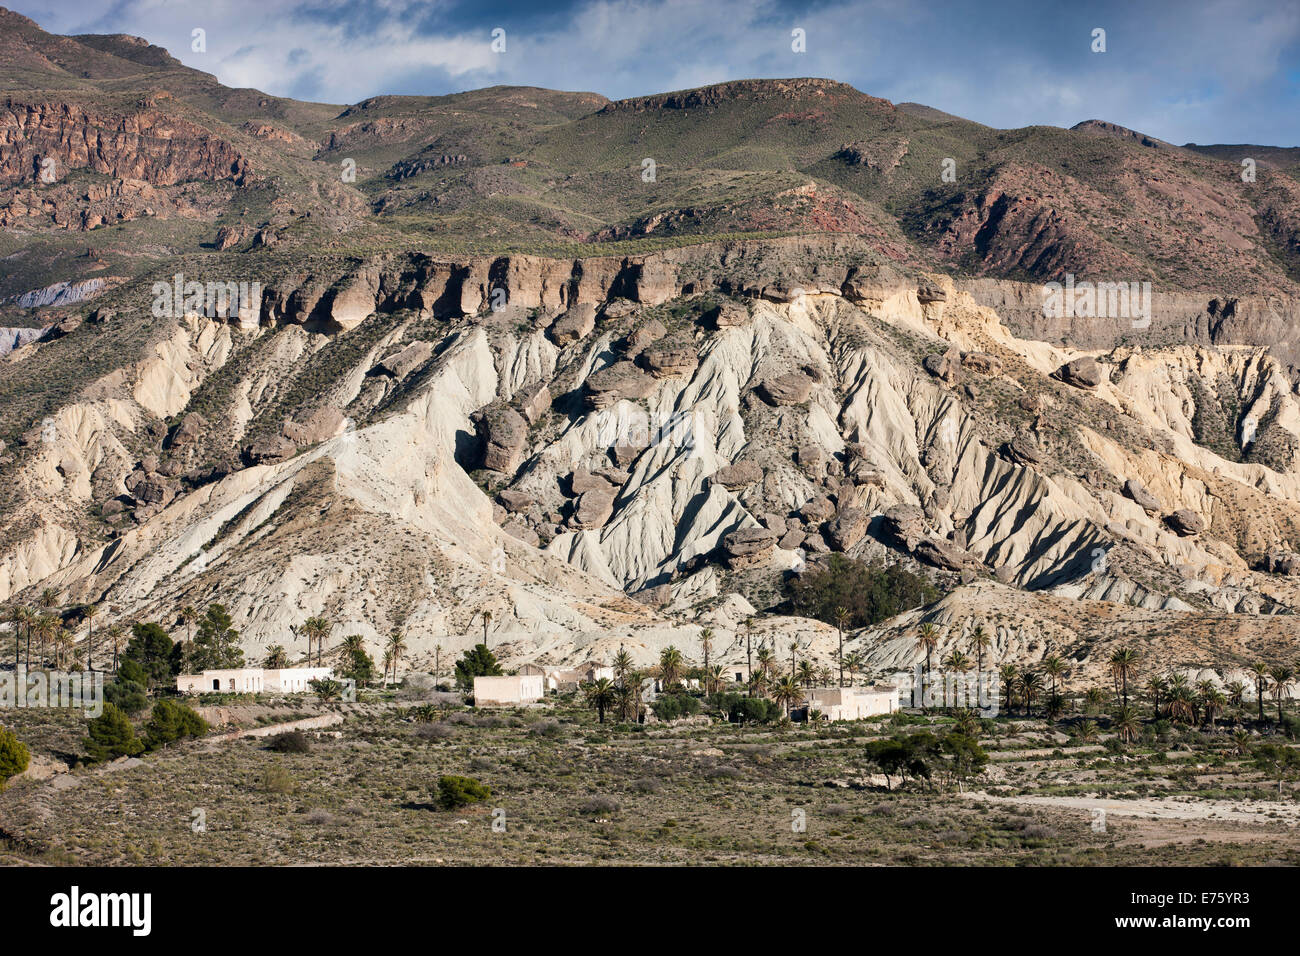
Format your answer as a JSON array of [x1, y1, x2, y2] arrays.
[[3, 9, 1300, 684]]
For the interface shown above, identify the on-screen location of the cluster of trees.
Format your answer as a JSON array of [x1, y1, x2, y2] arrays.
[[83, 699, 207, 763], [864, 729, 989, 792], [787, 557, 939, 630]]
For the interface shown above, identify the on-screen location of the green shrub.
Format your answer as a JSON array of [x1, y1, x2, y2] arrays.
[[0, 726, 30, 790], [436, 774, 491, 810], [267, 730, 311, 753], [83, 703, 144, 763], [103, 678, 149, 716], [143, 700, 209, 750], [651, 691, 701, 722]]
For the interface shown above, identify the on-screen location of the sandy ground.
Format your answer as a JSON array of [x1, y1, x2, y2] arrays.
[[963, 790, 1300, 829]]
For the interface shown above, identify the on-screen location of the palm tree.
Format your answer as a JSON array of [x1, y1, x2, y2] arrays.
[[107, 624, 124, 672], [1042, 655, 1066, 699], [35, 614, 56, 668], [1112, 705, 1142, 745], [969, 624, 991, 677], [386, 630, 408, 685], [944, 650, 971, 708], [433, 643, 443, 687], [1084, 686, 1106, 714], [382, 648, 395, 688], [788, 640, 799, 681], [16, 606, 33, 667], [1251, 661, 1270, 723], [1269, 665, 1294, 723], [264, 644, 290, 668], [6, 604, 20, 670], [797, 659, 815, 689], [179, 604, 198, 658], [54, 626, 72, 669], [39, 587, 58, 613], [815, 665, 833, 686], [1017, 671, 1043, 717], [744, 616, 755, 696], [612, 646, 633, 686], [1227, 680, 1246, 710], [704, 663, 726, 695], [755, 646, 776, 682], [659, 645, 684, 689], [1167, 681, 1197, 724], [82, 604, 98, 671], [834, 605, 849, 686], [953, 708, 981, 738], [843, 650, 865, 686], [1201, 688, 1227, 729], [916, 622, 939, 686], [1146, 675, 1168, 717], [302, 616, 332, 667], [1074, 719, 1099, 743], [1109, 647, 1140, 708], [999, 663, 1018, 714], [584, 677, 617, 723], [773, 675, 805, 716], [698, 628, 714, 673]]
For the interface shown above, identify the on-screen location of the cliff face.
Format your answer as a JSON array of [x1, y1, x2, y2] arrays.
[[0, 101, 248, 187]]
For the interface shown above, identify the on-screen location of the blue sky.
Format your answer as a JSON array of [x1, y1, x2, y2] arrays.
[[11, 0, 1300, 144]]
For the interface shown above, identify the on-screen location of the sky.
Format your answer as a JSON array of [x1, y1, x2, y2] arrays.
[[10, 0, 1300, 145]]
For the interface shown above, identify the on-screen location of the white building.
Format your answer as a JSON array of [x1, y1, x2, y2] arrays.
[[176, 666, 334, 694], [799, 684, 898, 722], [474, 674, 544, 706]]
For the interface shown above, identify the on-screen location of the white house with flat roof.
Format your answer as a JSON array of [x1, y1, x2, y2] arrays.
[[177, 666, 333, 694], [798, 684, 898, 722], [474, 674, 544, 706]]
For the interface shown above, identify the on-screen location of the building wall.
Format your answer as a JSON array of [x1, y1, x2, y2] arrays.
[[475, 675, 544, 706], [176, 667, 334, 695]]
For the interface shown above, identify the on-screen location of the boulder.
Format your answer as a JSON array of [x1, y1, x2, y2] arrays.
[[826, 508, 869, 551], [377, 341, 434, 380], [585, 362, 657, 409], [640, 344, 698, 378], [571, 467, 617, 496], [501, 520, 540, 547], [624, 318, 666, 353], [1054, 356, 1104, 389], [778, 529, 806, 551], [601, 298, 639, 321], [917, 284, 947, 304], [1017, 393, 1042, 413], [711, 460, 763, 490], [1003, 433, 1043, 466], [610, 444, 640, 468], [245, 435, 297, 464], [498, 489, 535, 513], [796, 444, 826, 473], [1166, 509, 1205, 536], [961, 352, 1002, 375], [515, 382, 552, 423], [481, 406, 528, 473], [922, 345, 962, 386], [882, 505, 926, 546], [214, 225, 244, 250], [758, 372, 814, 406], [171, 411, 208, 447], [549, 303, 597, 344], [283, 406, 346, 445], [722, 527, 777, 569], [596, 467, 631, 488], [799, 495, 836, 523], [571, 490, 615, 529], [913, 537, 974, 572], [130, 473, 178, 507], [1123, 478, 1162, 513], [1263, 550, 1300, 575], [708, 301, 750, 328]]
